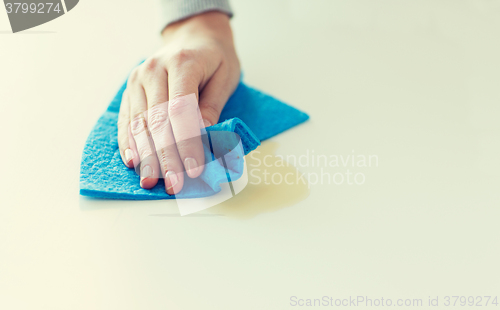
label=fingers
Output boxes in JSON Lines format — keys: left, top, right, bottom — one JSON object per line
{"left": 166, "top": 59, "right": 206, "bottom": 179}
{"left": 117, "top": 90, "right": 137, "bottom": 168}
{"left": 141, "top": 64, "right": 184, "bottom": 195}
{"left": 120, "top": 48, "right": 232, "bottom": 194}
{"left": 198, "top": 63, "right": 238, "bottom": 127}
{"left": 128, "top": 72, "right": 160, "bottom": 189}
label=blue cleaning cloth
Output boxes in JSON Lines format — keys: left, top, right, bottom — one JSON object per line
{"left": 80, "top": 79, "right": 309, "bottom": 199}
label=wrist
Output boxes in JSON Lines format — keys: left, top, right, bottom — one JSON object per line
{"left": 161, "top": 11, "right": 232, "bottom": 42}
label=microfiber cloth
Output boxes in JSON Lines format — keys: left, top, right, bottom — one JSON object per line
{"left": 80, "top": 78, "right": 309, "bottom": 200}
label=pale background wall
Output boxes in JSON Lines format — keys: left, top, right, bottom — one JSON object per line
{"left": 1, "top": 1, "right": 500, "bottom": 309}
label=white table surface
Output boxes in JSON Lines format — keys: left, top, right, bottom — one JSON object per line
{"left": 1, "top": 1, "right": 500, "bottom": 309}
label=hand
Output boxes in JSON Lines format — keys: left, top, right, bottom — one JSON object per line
{"left": 117, "top": 11, "right": 240, "bottom": 195}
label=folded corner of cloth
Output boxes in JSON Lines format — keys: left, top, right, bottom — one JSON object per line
{"left": 80, "top": 79, "right": 309, "bottom": 200}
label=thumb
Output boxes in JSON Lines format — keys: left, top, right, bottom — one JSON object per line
{"left": 198, "top": 67, "right": 238, "bottom": 127}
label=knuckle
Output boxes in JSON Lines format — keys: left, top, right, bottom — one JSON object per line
{"left": 168, "top": 94, "right": 197, "bottom": 116}
{"left": 157, "top": 149, "right": 168, "bottom": 168}
{"left": 130, "top": 116, "right": 147, "bottom": 135}
{"left": 170, "top": 49, "right": 196, "bottom": 66}
{"left": 117, "top": 115, "right": 129, "bottom": 129}
{"left": 137, "top": 145, "right": 153, "bottom": 159}
{"left": 148, "top": 109, "right": 169, "bottom": 132}
{"left": 157, "top": 149, "right": 174, "bottom": 170}
{"left": 142, "top": 57, "right": 160, "bottom": 74}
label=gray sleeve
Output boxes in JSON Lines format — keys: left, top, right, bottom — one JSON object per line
{"left": 159, "top": 0, "right": 233, "bottom": 32}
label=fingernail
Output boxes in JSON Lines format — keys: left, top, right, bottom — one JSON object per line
{"left": 141, "top": 165, "right": 153, "bottom": 179}
{"left": 124, "top": 148, "right": 133, "bottom": 164}
{"left": 203, "top": 119, "right": 212, "bottom": 127}
{"left": 184, "top": 157, "right": 199, "bottom": 178}
{"left": 165, "top": 171, "right": 179, "bottom": 190}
